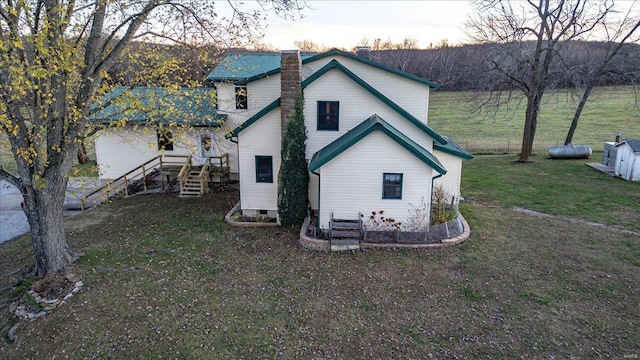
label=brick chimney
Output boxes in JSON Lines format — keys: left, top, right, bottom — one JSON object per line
{"left": 356, "top": 46, "right": 371, "bottom": 59}
{"left": 280, "top": 50, "right": 302, "bottom": 139}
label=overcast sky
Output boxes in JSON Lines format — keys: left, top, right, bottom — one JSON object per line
{"left": 260, "top": 1, "right": 473, "bottom": 50}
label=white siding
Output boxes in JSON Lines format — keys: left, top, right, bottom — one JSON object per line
{"left": 303, "top": 69, "right": 435, "bottom": 161}
{"left": 214, "top": 75, "right": 280, "bottom": 127}
{"left": 318, "top": 132, "right": 433, "bottom": 230}
{"left": 237, "top": 110, "right": 281, "bottom": 212}
{"left": 432, "top": 150, "right": 463, "bottom": 202}
{"left": 304, "top": 55, "right": 430, "bottom": 122}
{"left": 96, "top": 127, "right": 190, "bottom": 179}
{"left": 95, "top": 127, "right": 234, "bottom": 179}
{"left": 249, "top": 75, "right": 282, "bottom": 112}
{"left": 215, "top": 76, "right": 281, "bottom": 177}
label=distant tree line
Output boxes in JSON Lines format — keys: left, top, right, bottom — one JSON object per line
{"left": 107, "top": 39, "right": 640, "bottom": 94}
{"left": 370, "top": 41, "right": 640, "bottom": 91}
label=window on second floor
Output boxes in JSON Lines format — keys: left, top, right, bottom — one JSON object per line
{"left": 235, "top": 86, "right": 248, "bottom": 109}
{"left": 157, "top": 129, "right": 174, "bottom": 151}
{"left": 317, "top": 101, "right": 339, "bottom": 131}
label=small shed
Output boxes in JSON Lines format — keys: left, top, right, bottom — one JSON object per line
{"left": 614, "top": 139, "right": 640, "bottom": 181}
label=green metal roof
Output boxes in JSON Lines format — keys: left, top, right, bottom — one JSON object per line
{"left": 226, "top": 60, "right": 448, "bottom": 144}
{"left": 309, "top": 115, "right": 446, "bottom": 175}
{"left": 206, "top": 49, "right": 441, "bottom": 89}
{"left": 205, "top": 53, "right": 316, "bottom": 84}
{"left": 89, "top": 87, "right": 225, "bottom": 127}
{"left": 434, "top": 136, "right": 473, "bottom": 160}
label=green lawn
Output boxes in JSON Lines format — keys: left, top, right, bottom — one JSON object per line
{"left": 462, "top": 154, "right": 640, "bottom": 229}
{"left": 1, "top": 156, "right": 638, "bottom": 359}
{"left": 429, "top": 86, "right": 640, "bottom": 152}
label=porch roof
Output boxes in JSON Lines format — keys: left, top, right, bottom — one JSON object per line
{"left": 89, "top": 87, "right": 226, "bottom": 127}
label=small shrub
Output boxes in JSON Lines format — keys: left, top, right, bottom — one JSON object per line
{"left": 431, "top": 184, "right": 457, "bottom": 225}
{"left": 231, "top": 213, "right": 243, "bottom": 221}
{"left": 256, "top": 214, "right": 271, "bottom": 223}
{"left": 405, "top": 197, "right": 429, "bottom": 231}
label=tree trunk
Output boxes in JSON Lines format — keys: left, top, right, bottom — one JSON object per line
{"left": 77, "top": 142, "right": 89, "bottom": 164}
{"left": 564, "top": 86, "right": 593, "bottom": 145}
{"left": 21, "top": 167, "right": 74, "bottom": 276}
{"left": 519, "top": 93, "right": 541, "bottom": 162}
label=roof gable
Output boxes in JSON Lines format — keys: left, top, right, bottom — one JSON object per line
{"left": 226, "top": 59, "right": 447, "bottom": 144}
{"left": 309, "top": 115, "right": 446, "bottom": 175}
{"left": 303, "top": 49, "right": 441, "bottom": 89}
{"left": 615, "top": 139, "right": 640, "bottom": 152}
{"left": 90, "top": 87, "right": 225, "bottom": 127}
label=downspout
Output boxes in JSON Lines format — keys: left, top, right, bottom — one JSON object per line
{"left": 430, "top": 172, "right": 444, "bottom": 225}
{"left": 310, "top": 168, "right": 321, "bottom": 235}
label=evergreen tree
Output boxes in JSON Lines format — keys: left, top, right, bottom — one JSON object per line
{"left": 278, "top": 92, "right": 309, "bottom": 226}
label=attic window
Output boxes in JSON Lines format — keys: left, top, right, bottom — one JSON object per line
{"left": 317, "top": 101, "right": 339, "bottom": 131}
{"left": 382, "top": 173, "right": 403, "bottom": 199}
{"left": 235, "top": 86, "right": 247, "bottom": 109}
{"left": 157, "top": 129, "right": 174, "bottom": 151}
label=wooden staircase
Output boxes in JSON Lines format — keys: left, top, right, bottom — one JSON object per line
{"left": 180, "top": 168, "right": 207, "bottom": 196}
{"left": 329, "top": 213, "right": 363, "bottom": 251}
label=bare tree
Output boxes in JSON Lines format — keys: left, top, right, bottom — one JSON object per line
{"left": 564, "top": 5, "right": 640, "bottom": 145}
{"left": 0, "top": 0, "right": 303, "bottom": 277}
{"left": 467, "top": 0, "right": 616, "bottom": 162}
{"left": 293, "top": 39, "right": 331, "bottom": 52}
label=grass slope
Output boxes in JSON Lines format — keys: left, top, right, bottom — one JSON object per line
{"left": 1, "top": 156, "right": 638, "bottom": 358}
{"left": 429, "top": 86, "right": 640, "bottom": 152}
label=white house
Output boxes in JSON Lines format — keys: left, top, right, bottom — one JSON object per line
{"left": 216, "top": 49, "right": 472, "bottom": 230}
{"left": 614, "top": 139, "right": 640, "bottom": 181}
{"left": 91, "top": 87, "right": 228, "bottom": 179}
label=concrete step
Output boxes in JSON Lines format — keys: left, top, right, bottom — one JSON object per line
{"left": 330, "top": 238, "right": 360, "bottom": 251}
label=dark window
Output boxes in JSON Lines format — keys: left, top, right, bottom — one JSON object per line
{"left": 157, "top": 129, "right": 174, "bottom": 151}
{"left": 317, "top": 101, "right": 339, "bottom": 130}
{"left": 235, "top": 86, "right": 247, "bottom": 109}
{"left": 255, "top": 156, "right": 273, "bottom": 183}
{"left": 383, "top": 173, "right": 403, "bottom": 199}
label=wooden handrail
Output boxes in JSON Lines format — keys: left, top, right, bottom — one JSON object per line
{"left": 198, "top": 157, "right": 211, "bottom": 195}
{"left": 80, "top": 154, "right": 191, "bottom": 211}
{"left": 80, "top": 153, "right": 227, "bottom": 209}
{"left": 178, "top": 156, "right": 192, "bottom": 194}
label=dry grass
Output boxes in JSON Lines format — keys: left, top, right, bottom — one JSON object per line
{"left": 1, "top": 183, "right": 638, "bottom": 358}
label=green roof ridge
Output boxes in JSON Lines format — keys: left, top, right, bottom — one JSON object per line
{"left": 434, "top": 136, "right": 473, "bottom": 160}
{"left": 206, "top": 49, "right": 441, "bottom": 89}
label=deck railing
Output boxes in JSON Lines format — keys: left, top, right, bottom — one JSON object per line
{"left": 80, "top": 153, "right": 230, "bottom": 210}
{"left": 80, "top": 154, "right": 191, "bottom": 211}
